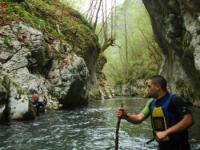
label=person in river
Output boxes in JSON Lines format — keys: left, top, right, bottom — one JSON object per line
{"left": 32, "top": 93, "right": 46, "bottom": 115}
{"left": 117, "top": 75, "right": 193, "bottom": 150}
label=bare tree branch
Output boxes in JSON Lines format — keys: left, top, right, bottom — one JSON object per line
{"left": 93, "top": 0, "right": 103, "bottom": 30}
{"left": 86, "top": 0, "right": 94, "bottom": 19}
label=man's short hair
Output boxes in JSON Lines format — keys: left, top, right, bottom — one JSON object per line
{"left": 149, "top": 75, "right": 167, "bottom": 91}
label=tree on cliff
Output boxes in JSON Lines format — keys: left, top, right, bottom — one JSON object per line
{"left": 86, "top": 0, "right": 117, "bottom": 52}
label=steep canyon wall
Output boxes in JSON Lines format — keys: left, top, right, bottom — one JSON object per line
{"left": 143, "top": 0, "right": 200, "bottom": 106}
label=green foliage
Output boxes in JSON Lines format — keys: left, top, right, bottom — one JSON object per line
{"left": 96, "top": 53, "right": 107, "bottom": 74}
{"left": 3, "top": 36, "right": 12, "bottom": 47}
{"left": 103, "top": 0, "right": 162, "bottom": 87}
{"left": 12, "top": 81, "right": 24, "bottom": 98}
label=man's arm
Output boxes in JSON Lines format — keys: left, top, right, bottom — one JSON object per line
{"left": 157, "top": 95, "right": 193, "bottom": 140}
{"left": 156, "top": 113, "right": 193, "bottom": 140}
{"left": 116, "top": 107, "right": 146, "bottom": 124}
{"left": 124, "top": 113, "right": 146, "bottom": 124}
{"left": 116, "top": 98, "right": 153, "bottom": 124}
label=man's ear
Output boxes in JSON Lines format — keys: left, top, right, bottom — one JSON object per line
{"left": 155, "top": 84, "right": 161, "bottom": 90}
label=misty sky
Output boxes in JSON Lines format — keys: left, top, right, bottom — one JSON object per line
{"left": 64, "top": 0, "right": 125, "bottom": 17}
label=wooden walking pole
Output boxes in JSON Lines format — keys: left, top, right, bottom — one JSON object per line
{"left": 115, "top": 103, "right": 123, "bottom": 150}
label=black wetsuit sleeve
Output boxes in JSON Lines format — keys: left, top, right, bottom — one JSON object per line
{"left": 170, "top": 95, "right": 191, "bottom": 117}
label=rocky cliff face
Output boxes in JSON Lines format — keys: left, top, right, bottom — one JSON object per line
{"left": 0, "top": 1, "right": 100, "bottom": 121}
{"left": 143, "top": 0, "right": 200, "bottom": 106}
{"left": 0, "top": 22, "right": 89, "bottom": 121}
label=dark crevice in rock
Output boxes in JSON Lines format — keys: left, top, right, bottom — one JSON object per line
{"left": 60, "top": 79, "right": 88, "bottom": 108}
{"left": 0, "top": 76, "right": 11, "bottom": 123}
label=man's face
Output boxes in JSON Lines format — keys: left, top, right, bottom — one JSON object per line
{"left": 32, "top": 94, "right": 39, "bottom": 102}
{"left": 146, "top": 80, "right": 160, "bottom": 98}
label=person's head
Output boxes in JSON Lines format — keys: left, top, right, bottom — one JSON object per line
{"left": 32, "top": 93, "right": 39, "bottom": 102}
{"left": 146, "top": 75, "right": 167, "bottom": 98}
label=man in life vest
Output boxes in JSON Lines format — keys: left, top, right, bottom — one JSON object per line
{"left": 32, "top": 93, "right": 46, "bottom": 115}
{"left": 117, "top": 75, "right": 193, "bottom": 150}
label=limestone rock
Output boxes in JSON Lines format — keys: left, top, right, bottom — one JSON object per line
{"left": 0, "top": 22, "right": 91, "bottom": 121}
{"left": 48, "top": 54, "right": 89, "bottom": 108}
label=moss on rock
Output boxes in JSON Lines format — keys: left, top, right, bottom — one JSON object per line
{"left": 1, "top": 0, "right": 99, "bottom": 59}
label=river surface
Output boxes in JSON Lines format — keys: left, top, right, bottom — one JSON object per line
{"left": 0, "top": 97, "right": 200, "bottom": 150}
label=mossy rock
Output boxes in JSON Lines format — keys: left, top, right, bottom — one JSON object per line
{"left": 2, "top": 0, "right": 99, "bottom": 60}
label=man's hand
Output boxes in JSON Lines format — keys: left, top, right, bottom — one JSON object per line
{"left": 156, "top": 130, "right": 168, "bottom": 140}
{"left": 116, "top": 106, "right": 128, "bottom": 119}
{"left": 156, "top": 114, "right": 193, "bottom": 140}
{"left": 116, "top": 105, "right": 146, "bottom": 123}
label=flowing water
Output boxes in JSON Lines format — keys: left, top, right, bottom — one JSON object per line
{"left": 0, "top": 97, "right": 200, "bottom": 150}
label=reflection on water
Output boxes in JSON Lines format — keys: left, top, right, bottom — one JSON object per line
{"left": 0, "top": 97, "right": 199, "bottom": 150}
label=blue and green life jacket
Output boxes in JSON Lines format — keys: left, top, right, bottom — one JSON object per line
{"left": 150, "top": 93, "right": 180, "bottom": 142}
{"left": 33, "top": 100, "right": 44, "bottom": 109}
